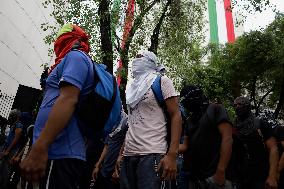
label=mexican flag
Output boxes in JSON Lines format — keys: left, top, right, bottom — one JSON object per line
{"left": 208, "top": 0, "right": 236, "bottom": 43}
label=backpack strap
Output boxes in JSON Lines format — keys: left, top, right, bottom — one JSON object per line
{"left": 74, "top": 49, "right": 100, "bottom": 89}
{"left": 151, "top": 76, "right": 171, "bottom": 147}
{"left": 73, "top": 50, "right": 117, "bottom": 103}
{"left": 151, "top": 75, "right": 166, "bottom": 108}
{"left": 80, "top": 50, "right": 117, "bottom": 107}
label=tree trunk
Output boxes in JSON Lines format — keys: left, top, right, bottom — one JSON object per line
{"left": 98, "top": 0, "right": 113, "bottom": 73}
{"left": 250, "top": 76, "right": 257, "bottom": 109}
{"left": 274, "top": 77, "right": 284, "bottom": 119}
{"left": 232, "top": 79, "right": 241, "bottom": 98}
{"left": 149, "top": 0, "right": 172, "bottom": 54}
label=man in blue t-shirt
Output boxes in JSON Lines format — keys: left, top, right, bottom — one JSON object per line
{"left": 20, "top": 24, "right": 94, "bottom": 189}
{"left": 0, "top": 109, "right": 23, "bottom": 158}
{"left": 0, "top": 109, "right": 23, "bottom": 189}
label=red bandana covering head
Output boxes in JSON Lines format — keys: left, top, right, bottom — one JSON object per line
{"left": 49, "top": 24, "right": 90, "bottom": 74}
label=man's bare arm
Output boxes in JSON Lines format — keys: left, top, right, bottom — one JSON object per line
{"left": 5, "top": 127, "right": 22, "bottom": 154}
{"left": 158, "top": 96, "right": 182, "bottom": 180}
{"left": 34, "top": 85, "right": 80, "bottom": 148}
{"left": 20, "top": 84, "right": 80, "bottom": 181}
{"left": 265, "top": 137, "right": 279, "bottom": 188}
{"left": 178, "top": 136, "right": 189, "bottom": 154}
{"left": 279, "top": 141, "right": 284, "bottom": 172}
{"left": 213, "top": 122, "right": 232, "bottom": 185}
{"left": 166, "top": 96, "right": 182, "bottom": 157}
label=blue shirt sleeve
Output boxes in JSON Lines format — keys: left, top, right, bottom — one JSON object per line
{"left": 59, "top": 51, "right": 90, "bottom": 91}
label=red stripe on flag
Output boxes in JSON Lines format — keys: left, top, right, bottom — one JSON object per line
{"left": 117, "top": 0, "right": 135, "bottom": 85}
{"left": 224, "top": 0, "right": 235, "bottom": 43}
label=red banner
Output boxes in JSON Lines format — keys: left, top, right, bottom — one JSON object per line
{"left": 224, "top": 0, "right": 235, "bottom": 43}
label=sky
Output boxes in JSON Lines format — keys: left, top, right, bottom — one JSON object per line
{"left": 242, "top": 0, "right": 284, "bottom": 32}
{"left": 214, "top": 0, "right": 284, "bottom": 43}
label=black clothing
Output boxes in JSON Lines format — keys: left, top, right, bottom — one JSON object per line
{"left": 184, "top": 104, "right": 232, "bottom": 179}
{"left": 80, "top": 138, "right": 104, "bottom": 189}
{"left": 188, "top": 178, "right": 232, "bottom": 189}
{"left": 274, "top": 126, "right": 284, "bottom": 159}
{"left": 228, "top": 115, "right": 273, "bottom": 186}
{"left": 39, "top": 159, "right": 86, "bottom": 189}
{"left": 274, "top": 126, "right": 284, "bottom": 145}
{"left": 273, "top": 126, "right": 284, "bottom": 189}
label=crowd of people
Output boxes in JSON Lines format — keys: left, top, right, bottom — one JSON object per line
{"left": 0, "top": 24, "right": 283, "bottom": 189}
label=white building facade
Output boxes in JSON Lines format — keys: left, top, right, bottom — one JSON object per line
{"left": 0, "top": 0, "right": 56, "bottom": 118}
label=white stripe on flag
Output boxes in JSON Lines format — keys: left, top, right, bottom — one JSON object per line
{"left": 216, "top": 0, "right": 227, "bottom": 43}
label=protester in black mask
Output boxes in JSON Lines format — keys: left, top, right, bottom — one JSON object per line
{"left": 179, "top": 85, "right": 233, "bottom": 189}
{"left": 229, "top": 96, "right": 279, "bottom": 189}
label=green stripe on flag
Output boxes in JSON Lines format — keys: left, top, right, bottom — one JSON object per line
{"left": 208, "top": 0, "right": 219, "bottom": 43}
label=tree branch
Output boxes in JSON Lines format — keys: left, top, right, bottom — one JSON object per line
{"left": 149, "top": 0, "right": 172, "bottom": 54}
{"left": 121, "top": 0, "right": 159, "bottom": 68}
{"left": 256, "top": 86, "right": 274, "bottom": 116}
{"left": 98, "top": 0, "right": 113, "bottom": 73}
{"left": 274, "top": 77, "right": 284, "bottom": 119}
{"left": 113, "top": 31, "right": 121, "bottom": 52}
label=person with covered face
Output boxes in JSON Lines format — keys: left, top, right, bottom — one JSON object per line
{"left": 0, "top": 109, "right": 23, "bottom": 188}
{"left": 20, "top": 24, "right": 94, "bottom": 189}
{"left": 0, "top": 109, "right": 23, "bottom": 159}
{"left": 230, "top": 97, "right": 279, "bottom": 189}
{"left": 179, "top": 85, "right": 233, "bottom": 189}
{"left": 120, "top": 50, "right": 182, "bottom": 189}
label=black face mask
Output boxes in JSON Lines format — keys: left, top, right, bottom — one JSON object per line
{"left": 235, "top": 105, "right": 250, "bottom": 119}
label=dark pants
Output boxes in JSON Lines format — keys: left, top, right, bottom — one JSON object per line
{"left": 176, "top": 155, "right": 189, "bottom": 189}
{"left": 188, "top": 178, "right": 232, "bottom": 189}
{"left": 278, "top": 169, "right": 284, "bottom": 189}
{"left": 0, "top": 157, "right": 11, "bottom": 189}
{"left": 234, "top": 181, "right": 265, "bottom": 189}
{"left": 7, "top": 164, "right": 21, "bottom": 189}
{"left": 90, "top": 173, "right": 119, "bottom": 189}
{"left": 39, "top": 158, "right": 86, "bottom": 189}
{"left": 120, "top": 154, "right": 168, "bottom": 189}
{"left": 80, "top": 139, "right": 104, "bottom": 189}
{"left": 231, "top": 180, "right": 265, "bottom": 189}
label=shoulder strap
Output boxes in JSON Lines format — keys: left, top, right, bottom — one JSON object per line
{"left": 151, "top": 75, "right": 165, "bottom": 108}
{"left": 72, "top": 50, "right": 117, "bottom": 104}
{"left": 151, "top": 75, "right": 171, "bottom": 148}
{"left": 74, "top": 50, "right": 100, "bottom": 88}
